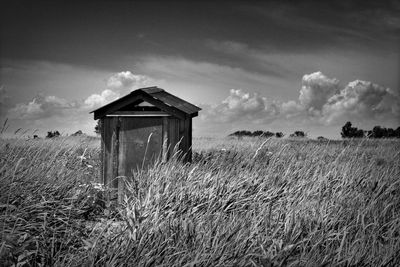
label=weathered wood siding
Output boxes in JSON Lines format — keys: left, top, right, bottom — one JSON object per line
{"left": 118, "top": 117, "right": 163, "bottom": 177}
{"left": 101, "top": 115, "right": 193, "bottom": 201}
{"left": 101, "top": 117, "right": 119, "bottom": 187}
{"left": 167, "top": 117, "right": 180, "bottom": 158}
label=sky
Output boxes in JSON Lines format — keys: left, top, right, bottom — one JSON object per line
{"left": 0, "top": 0, "right": 399, "bottom": 138}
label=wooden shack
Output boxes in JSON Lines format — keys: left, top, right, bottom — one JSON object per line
{"left": 91, "top": 87, "right": 201, "bottom": 198}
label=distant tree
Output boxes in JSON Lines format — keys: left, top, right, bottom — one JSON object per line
{"left": 341, "top": 122, "right": 400, "bottom": 139}
{"left": 261, "top": 131, "right": 275, "bottom": 138}
{"left": 94, "top": 120, "right": 102, "bottom": 135}
{"left": 275, "top": 132, "right": 284, "bottom": 138}
{"left": 317, "top": 136, "right": 327, "bottom": 141}
{"left": 33, "top": 135, "right": 39, "bottom": 139}
{"left": 229, "top": 130, "right": 275, "bottom": 138}
{"left": 46, "top": 131, "right": 60, "bottom": 138}
{"left": 395, "top": 127, "right": 400, "bottom": 138}
{"left": 252, "top": 130, "right": 265, "bottom": 137}
{"left": 341, "top": 121, "right": 364, "bottom": 138}
{"left": 290, "top": 131, "right": 306, "bottom": 138}
{"left": 230, "top": 131, "right": 251, "bottom": 137}
{"left": 387, "top": 128, "right": 395, "bottom": 138}
{"left": 229, "top": 130, "right": 251, "bottom": 137}
{"left": 354, "top": 128, "right": 365, "bottom": 138}
{"left": 372, "top": 126, "right": 385, "bottom": 138}
{"left": 341, "top": 121, "right": 353, "bottom": 138}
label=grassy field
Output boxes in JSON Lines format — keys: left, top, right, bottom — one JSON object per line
{"left": 0, "top": 136, "right": 399, "bottom": 266}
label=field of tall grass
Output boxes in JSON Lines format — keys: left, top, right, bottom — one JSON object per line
{"left": 1, "top": 136, "right": 399, "bottom": 266}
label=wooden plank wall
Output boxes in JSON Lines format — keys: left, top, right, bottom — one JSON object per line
{"left": 100, "top": 118, "right": 104, "bottom": 184}
{"left": 101, "top": 115, "right": 194, "bottom": 201}
{"left": 176, "top": 116, "right": 191, "bottom": 162}
{"left": 187, "top": 118, "right": 192, "bottom": 162}
{"left": 168, "top": 117, "right": 180, "bottom": 159}
{"left": 162, "top": 117, "right": 168, "bottom": 162}
{"left": 101, "top": 117, "right": 119, "bottom": 200}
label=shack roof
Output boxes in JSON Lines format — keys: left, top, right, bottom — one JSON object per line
{"left": 91, "top": 86, "right": 201, "bottom": 120}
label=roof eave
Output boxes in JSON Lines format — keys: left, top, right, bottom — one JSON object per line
{"left": 90, "top": 87, "right": 201, "bottom": 119}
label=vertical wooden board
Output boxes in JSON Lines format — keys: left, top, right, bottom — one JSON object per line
{"left": 102, "top": 117, "right": 117, "bottom": 187}
{"left": 167, "top": 118, "right": 173, "bottom": 158}
{"left": 117, "top": 118, "right": 125, "bottom": 202}
{"left": 162, "top": 117, "right": 168, "bottom": 162}
{"left": 118, "top": 117, "right": 163, "bottom": 176}
{"left": 118, "top": 118, "right": 126, "bottom": 178}
{"left": 175, "top": 118, "right": 180, "bottom": 156}
{"left": 112, "top": 117, "right": 120, "bottom": 190}
{"left": 168, "top": 117, "right": 180, "bottom": 158}
{"left": 187, "top": 118, "right": 192, "bottom": 162}
{"left": 179, "top": 117, "right": 185, "bottom": 155}
{"left": 183, "top": 118, "right": 190, "bottom": 162}
{"left": 167, "top": 117, "right": 173, "bottom": 157}
{"left": 178, "top": 117, "right": 189, "bottom": 161}
{"left": 100, "top": 119, "right": 105, "bottom": 184}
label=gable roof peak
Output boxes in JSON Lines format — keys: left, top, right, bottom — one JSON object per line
{"left": 91, "top": 86, "right": 201, "bottom": 119}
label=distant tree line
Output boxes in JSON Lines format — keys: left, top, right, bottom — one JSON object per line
{"left": 44, "top": 130, "right": 84, "bottom": 138}
{"left": 229, "top": 130, "right": 284, "bottom": 138}
{"left": 341, "top": 122, "right": 400, "bottom": 139}
{"left": 289, "top": 131, "right": 306, "bottom": 138}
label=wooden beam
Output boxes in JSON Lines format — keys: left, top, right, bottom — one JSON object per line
{"left": 107, "top": 114, "right": 171, "bottom": 117}
{"left": 106, "top": 110, "right": 171, "bottom": 117}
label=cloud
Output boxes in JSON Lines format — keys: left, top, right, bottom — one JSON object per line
{"left": 200, "top": 71, "right": 400, "bottom": 130}
{"left": 8, "top": 94, "right": 78, "bottom": 120}
{"left": 288, "top": 72, "right": 399, "bottom": 125}
{"left": 299, "top": 71, "right": 340, "bottom": 112}
{"left": 83, "top": 71, "right": 153, "bottom": 110}
{"left": 106, "top": 71, "right": 152, "bottom": 93}
{"left": 205, "top": 40, "right": 291, "bottom": 78}
{"left": 321, "top": 79, "right": 400, "bottom": 124}
{"left": 83, "top": 89, "right": 120, "bottom": 109}
{"left": 206, "top": 40, "right": 250, "bottom": 54}
{"left": 281, "top": 100, "right": 303, "bottom": 117}
{"left": 3, "top": 66, "right": 399, "bottom": 138}
{"left": 7, "top": 70, "right": 152, "bottom": 122}
{"left": 138, "top": 55, "right": 296, "bottom": 104}
{"left": 200, "top": 89, "right": 279, "bottom": 123}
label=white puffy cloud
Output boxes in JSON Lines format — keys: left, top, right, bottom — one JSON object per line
{"left": 106, "top": 71, "right": 151, "bottom": 92}
{"left": 6, "top": 71, "right": 152, "bottom": 127}
{"left": 200, "top": 71, "right": 399, "bottom": 130}
{"left": 82, "top": 71, "right": 153, "bottom": 110}
{"left": 281, "top": 100, "right": 303, "bottom": 117}
{"left": 283, "top": 72, "right": 399, "bottom": 125}
{"left": 299, "top": 71, "right": 340, "bottom": 112}
{"left": 321, "top": 80, "right": 400, "bottom": 124}
{"left": 200, "top": 89, "right": 279, "bottom": 123}
{"left": 83, "top": 89, "right": 120, "bottom": 109}
{"left": 8, "top": 94, "right": 78, "bottom": 120}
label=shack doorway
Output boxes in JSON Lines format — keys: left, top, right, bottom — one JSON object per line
{"left": 118, "top": 117, "right": 163, "bottom": 177}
